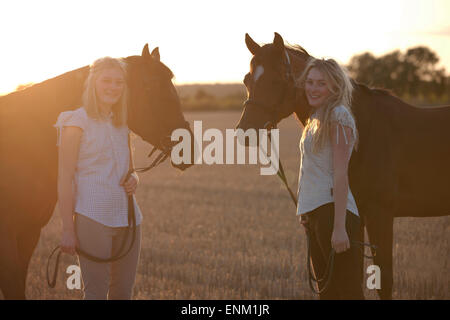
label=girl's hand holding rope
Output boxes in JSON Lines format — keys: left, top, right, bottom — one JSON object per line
{"left": 120, "top": 172, "right": 139, "bottom": 195}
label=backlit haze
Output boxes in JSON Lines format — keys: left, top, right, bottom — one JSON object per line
{"left": 1, "top": 0, "right": 449, "bottom": 95}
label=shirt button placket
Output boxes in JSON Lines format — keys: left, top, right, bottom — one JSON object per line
{"left": 108, "top": 122, "right": 122, "bottom": 182}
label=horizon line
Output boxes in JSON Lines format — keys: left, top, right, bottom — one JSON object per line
{"left": 0, "top": 80, "right": 246, "bottom": 97}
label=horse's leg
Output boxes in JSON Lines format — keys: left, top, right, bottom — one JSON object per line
{"left": 16, "top": 223, "right": 42, "bottom": 297}
{"left": 364, "top": 211, "right": 394, "bottom": 300}
{"left": 0, "top": 221, "right": 27, "bottom": 300}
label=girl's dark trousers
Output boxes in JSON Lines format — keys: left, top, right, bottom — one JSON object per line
{"left": 302, "top": 202, "right": 365, "bottom": 300}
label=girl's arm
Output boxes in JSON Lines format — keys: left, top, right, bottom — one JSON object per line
{"left": 331, "top": 123, "right": 354, "bottom": 253}
{"left": 120, "top": 132, "right": 139, "bottom": 194}
{"left": 129, "top": 132, "right": 139, "bottom": 183}
{"left": 57, "top": 126, "right": 82, "bottom": 255}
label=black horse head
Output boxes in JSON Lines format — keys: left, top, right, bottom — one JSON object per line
{"left": 125, "top": 44, "right": 193, "bottom": 170}
{"left": 236, "top": 32, "right": 311, "bottom": 132}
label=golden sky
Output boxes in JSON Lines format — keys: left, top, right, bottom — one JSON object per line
{"left": 1, "top": 0, "right": 449, "bottom": 94}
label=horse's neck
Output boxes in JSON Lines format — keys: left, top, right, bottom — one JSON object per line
{"left": 292, "top": 92, "right": 310, "bottom": 128}
{"left": 287, "top": 47, "right": 309, "bottom": 78}
{"left": 287, "top": 50, "right": 310, "bottom": 127}
{"left": 352, "top": 84, "right": 417, "bottom": 132}
{"left": 0, "top": 65, "right": 90, "bottom": 120}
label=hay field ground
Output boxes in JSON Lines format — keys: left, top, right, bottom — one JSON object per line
{"left": 25, "top": 111, "right": 449, "bottom": 300}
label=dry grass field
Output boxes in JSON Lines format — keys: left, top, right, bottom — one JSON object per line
{"left": 24, "top": 111, "right": 449, "bottom": 300}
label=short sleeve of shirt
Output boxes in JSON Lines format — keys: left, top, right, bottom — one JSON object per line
{"left": 330, "top": 105, "right": 357, "bottom": 145}
{"left": 53, "top": 107, "right": 87, "bottom": 147}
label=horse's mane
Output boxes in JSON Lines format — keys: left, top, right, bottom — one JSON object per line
{"left": 350, "top": 79, "right": 424, "bottom": 131}
{"left": 353, "top": 81, "right": 395, "bottom": 98}
{"left": 353, "top": 80, "right": 418, "bottom": 111}
{"left": 284, "top": 43, "right": 309, "bottom": 57}
{"left": 160, "top": 61, "right": 175, "bottom": 80}
{"left": 125, "top": 55, "right": 175, "bottom": 80}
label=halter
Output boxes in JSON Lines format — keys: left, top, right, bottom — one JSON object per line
{"left": 243, "top": 50, "right": 295, "bottom": 130}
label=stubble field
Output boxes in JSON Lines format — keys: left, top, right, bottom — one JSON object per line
{"left": 25, "top": 111, "right": 449, "bottom": 300}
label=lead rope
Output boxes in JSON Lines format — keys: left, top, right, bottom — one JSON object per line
{"left": 46, "top": 145, "right": 170, "bottom": 288}
{"left": 263, "top": 124, "right": 376, "bottom": 295}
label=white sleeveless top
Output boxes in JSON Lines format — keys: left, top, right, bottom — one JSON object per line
{"left": 54, "top": 106, "right": 143, "bottom": 227}
{"left": 296, "top": 105, "right": 359, "bottom": 216}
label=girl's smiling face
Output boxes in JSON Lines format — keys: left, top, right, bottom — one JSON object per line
{"left": 95, "top": 67, "right": 125, "bottom": 108}
{"left": 304, "top": 67, "right": 332, "bottom": 108}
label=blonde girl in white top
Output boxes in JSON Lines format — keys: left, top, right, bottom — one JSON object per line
{"left": 296, "top": 58, "right": 364, "bottom": 299}
{"left": 55, "top": 57, "right": 141, "bottom": 299}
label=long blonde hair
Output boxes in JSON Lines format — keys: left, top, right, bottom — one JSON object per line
{"left": 297, "top": 58, "right": 358, "bottom": 153}
{"left": 82, "top": 57, "right": 128, "bottom": 127}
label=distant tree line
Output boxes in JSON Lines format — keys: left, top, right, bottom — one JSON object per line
{"left": 347, "top": 46, "right": 449, "bottom": 102}
{"left": 178, "top": 85, "right": 247, "bottom": 111}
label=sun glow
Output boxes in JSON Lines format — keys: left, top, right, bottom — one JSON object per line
{"left": 1, "top": 0, "right": 449, "bottom": 95}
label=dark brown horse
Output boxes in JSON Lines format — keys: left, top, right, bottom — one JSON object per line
{"left": 236, "top": 33, "right": 450, "bottom": 299}
{"left": 0, "top": 44, "right": 193, "bottom": 299}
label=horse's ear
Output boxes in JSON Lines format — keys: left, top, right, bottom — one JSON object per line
{"left": 142, "top": 44, "right": 151, "bottom": 58}
{"left": 151, "top": 47, "right": 160, "bottom": 61}
{"left": 245, "top": 33, "right": 260, "bottom": 55}
{"left": 273, "top": 32, "right": 285, "bottom": 54}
